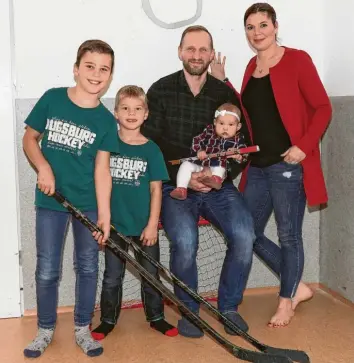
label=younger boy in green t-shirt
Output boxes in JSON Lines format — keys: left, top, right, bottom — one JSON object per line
{"left": 91, "top": 86, "right": 178, "bottom": 340}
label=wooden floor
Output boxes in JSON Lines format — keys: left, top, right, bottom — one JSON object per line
{"left": 3, "top": 287, "right": 354, "bottom": 363}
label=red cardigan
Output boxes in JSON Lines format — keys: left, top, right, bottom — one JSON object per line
{"left": 228, "top": 47, "right": 332, "bottom": 206}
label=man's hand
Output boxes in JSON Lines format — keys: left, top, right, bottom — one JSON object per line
{"left": 197, "top": 150, "right": 208, "bottom": 160}
{"left": 93, "top": 213, "right": 110, "bottom": 245}
{"left": 140, "top": 224, "right": 158, "bottom": 246}
{"left": 210, "top": 52, "right": 226, "bottom": 81}
{"left": 37, "top": 164, "right": 55, "bottom": 196}
{"left": 188, "top": 169, "right": 212, "bottom": 193}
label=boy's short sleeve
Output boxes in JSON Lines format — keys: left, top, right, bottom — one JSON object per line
{"left": 148, "top": 143, "right": 169, "bottom": 182}
{"left": 98, "top": 117, "right": 120, "bottom": 153}
{"left": 24, "top": 89, "right": 52, "bottom": 133}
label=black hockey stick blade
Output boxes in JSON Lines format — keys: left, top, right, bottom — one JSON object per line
{"left": 106, "top": 237, "right": 293, "bottom": 363}
{"left": 236, "top": 349, "right": 293, "bottom": 363}
{"left": 263, "top": 348, "right": 310, "bottom": 363}
{"left": 52, "top": 191, "right": 294, "bottom": 363}
{"left": 108, "top": 226, "right": 310, "bottom": 363}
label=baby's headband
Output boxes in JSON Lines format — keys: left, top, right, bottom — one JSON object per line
{"left": 215, "top": 110, "right": 240, "bottom": 121}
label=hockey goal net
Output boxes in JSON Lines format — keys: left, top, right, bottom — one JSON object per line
{"left": 96, "top": 218, "right": 226, "bottom": 308}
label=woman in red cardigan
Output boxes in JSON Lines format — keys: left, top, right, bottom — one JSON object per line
{"left": 211, "top": 3, "right": 332, "bottom": 328}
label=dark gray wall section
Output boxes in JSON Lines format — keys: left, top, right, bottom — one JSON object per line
{"left": 16, "top": 98, "right": 320, "bottom": 310}
{"left": 320, "top": 96, "right": 354, "bottom": 302}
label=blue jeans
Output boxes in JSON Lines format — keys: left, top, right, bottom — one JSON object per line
{"left": 35, "top": 207, "right": 99, "bottom": 329}
{"left": 161, "top": 182, "right": 255, "bottom": 314}
{"left": 100, "top": 234, "right": 164, "bottom": 324}
{"left": 243, "top": 162, "right": 306, "bottom": 298}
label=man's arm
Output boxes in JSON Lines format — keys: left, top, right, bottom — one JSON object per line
{"left": 223, "top": 88, "right": 251, "bottom": 179}
{"left": 226, "top": 87, "right": 251, "bottom": 146}
{"left": 144, "top": 81, "right": 164, "bottom": 144}
{"left": 209, "top": 53, "right": 251, "bottom": 146}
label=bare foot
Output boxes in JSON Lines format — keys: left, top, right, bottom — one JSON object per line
{"left": 268, "top": 297, "right": 294, "bottom": 328}
{"left": 292, "top": 282, "right": 314, "bottom": 310}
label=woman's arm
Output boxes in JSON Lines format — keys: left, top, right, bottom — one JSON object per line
{"left": 295, "top": 51, "right": 332, "bottom": 155}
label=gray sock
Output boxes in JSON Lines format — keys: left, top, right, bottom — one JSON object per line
{"left": 23, "top": 327, "right": 54, "bottom": 358}
{"left": 75, "top": 325, "right": 103, "bottom": 357}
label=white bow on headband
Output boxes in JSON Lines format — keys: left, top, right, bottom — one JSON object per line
{"left": 215, "top": 110, "right": 240, "bottom": 121}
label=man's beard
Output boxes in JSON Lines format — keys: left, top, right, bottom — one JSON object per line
{"left": 183, "top": 59, "right": 211, "bottom": 76}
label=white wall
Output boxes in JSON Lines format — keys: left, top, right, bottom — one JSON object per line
{"left": 13, "top": 0, "right": 325, "bottom": 99}
{"left": 323, "top": 0, "right": 354, "bottom": 96}
{"left": 2, "top": 0, "right": 328, "bottom": 315}
{"left": 0, "top": 0, "right": 22, "bottom": 318}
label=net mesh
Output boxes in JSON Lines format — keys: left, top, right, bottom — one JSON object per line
{"left": 96, "top": 219, "right": 226, "bottom": 308}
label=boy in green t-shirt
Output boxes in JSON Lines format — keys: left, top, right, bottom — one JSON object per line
{"left": 91, "top": 86, "right": 178, "bottom": 340}
{"left": 22, "top": 40, "right": 119, "bottom": 358}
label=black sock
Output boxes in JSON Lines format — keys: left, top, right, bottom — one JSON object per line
{"left": 150, "top": 319, "right": 178, "bottom": 337}
{"left": 91, "top": 322, "right": 115, "bottom": 340}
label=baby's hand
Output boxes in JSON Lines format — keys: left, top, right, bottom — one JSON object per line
{"left": 197, "top": 150, "right": 208, "bottom": 160}
{"left": 227, "top": 148, "right": 243, "bottom": 163}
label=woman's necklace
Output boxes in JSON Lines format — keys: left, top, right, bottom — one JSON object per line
{"left": 256, "top": 49, "right": 280, "bottom": 74}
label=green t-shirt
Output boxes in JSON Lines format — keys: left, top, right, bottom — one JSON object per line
{"left": 25, "top": 87, "right": 119, "bottom": 212}
{"left": 110, "top": 136, "right": 169, "bottom": 236}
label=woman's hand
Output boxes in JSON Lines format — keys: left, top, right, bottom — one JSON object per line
{"left": 281, "top": 146, "right": 306, "bottom": 164}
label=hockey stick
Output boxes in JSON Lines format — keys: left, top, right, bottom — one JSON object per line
{"left": 168, "top": 145, "right": 260, "bottom": 165}
{"left": 109, "top": 224, "right": 310, "bottom": 363}
{"left": 53, "top": 191, "right": 292, "bottom": 363}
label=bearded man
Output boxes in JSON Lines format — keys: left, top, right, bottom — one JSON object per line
{"left": 143, "top": 25, "right": 255, "bottom": 338}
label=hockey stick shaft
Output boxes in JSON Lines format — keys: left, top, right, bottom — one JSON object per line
{"left": 52, "top": 191, "right": 291, "bottom": 363}
{"left": 109, "top": 225, "right": 309, "bottom": 363}
{"left": 169, "top": 145, "right": 260, "bottom": 165}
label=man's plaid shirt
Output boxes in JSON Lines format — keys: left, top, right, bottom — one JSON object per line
{"left": 143, "top": 70, "right": 250, "bottom": 185}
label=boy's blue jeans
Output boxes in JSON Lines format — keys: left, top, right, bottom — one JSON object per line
{"left": 161, "top": 182, "right": 255, "bottom": 314}
{"left": 35, "top": 207, "right": 99, "bottom": 329}
{"left": 99, "top": 234, "right": 164, "bottom": 324}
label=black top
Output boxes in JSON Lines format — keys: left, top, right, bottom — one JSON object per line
{"left": 242, "top": 75, "right": 292, "bottom": 167}
{"left": 143, "top": 70, "right": 250, "bottom": 185}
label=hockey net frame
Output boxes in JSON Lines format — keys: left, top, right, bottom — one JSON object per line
{"left": 96, "top": 217, "right": 227, "bottom": 309}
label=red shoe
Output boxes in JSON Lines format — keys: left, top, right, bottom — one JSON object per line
{"left": 199, "top": 175, "right": 223, "bottom": 190}
{"left": 170, "top": 187, "right": 187, "bottom": 200}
